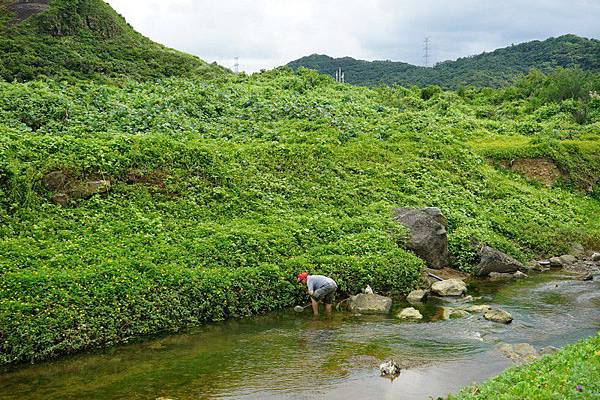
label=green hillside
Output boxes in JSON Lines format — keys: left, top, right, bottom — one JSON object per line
{"left": 0, "top": 0, "right": 599, "bottom": 368}
{"left": 287, "top": 35, "right": 600, "bottom": 88}
{"left": 0, "top": 0, "right": 226, "bottom": 82}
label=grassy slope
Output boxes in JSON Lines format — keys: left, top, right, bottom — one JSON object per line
{"left": 1, "top": 69, "right": 599, "bottom": 365}
{"left": 449, "top": 334, "right": 600, "bottom": 400}
{"left": 0, "top": 0, "right": 226, "bottom": 82}
{"left": 288, "top": 35, "right": 600, "bottom": 88}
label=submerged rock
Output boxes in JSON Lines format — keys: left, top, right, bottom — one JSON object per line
{"left": 397, "top": 307, "right": 423, "bottom": 320}
{"left": 497, "top": 342, "right": 538, "bottom": 364}
{"left": 484, "top": 309, "right": 513, "bottom": 324}
{"left": 348, "top": 293, "right": 392, "bottom": 314}
{"left": 379, "top": 360, "right": 401, "bottom": 377}
{"left": 441, "top": 307, "right": 469, "bottom": 320}
{"left": 489, "top": 272, "right": 514, "bottom": 281}
{"left": 474, "top": 246, "right": 525, "bottom": 277}
{"left": 406, "top": 289, "right": 428, "bottom": 303}
{"left": 394, "top": 207, "right": 448, "bottom": 269}
{"left": 464, "top": 304, "right": 492, "bottom": 313}
{"left": 431, "top": 278, "right": 467, "bottom": 296}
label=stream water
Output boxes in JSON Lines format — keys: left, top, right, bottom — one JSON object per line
{"left": 1, "top": 270, "right": 599, "bottom": 400}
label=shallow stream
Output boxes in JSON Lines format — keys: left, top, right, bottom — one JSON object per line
{"left": 1, "top": 271, "right": 599, "bottom": 400}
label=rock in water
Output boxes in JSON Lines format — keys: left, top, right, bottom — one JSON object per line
{"left": 431, "top": 279, "right": 467, "bottom": 296}
{"left": 348, "top": 293, "right": 392, "bottom": 314}
{"left": 577, "top": 272, "right": 594, "bottom": 281}
{"left": 559, "top": 254, "right": 577, "bottom": 265}
{"left": 406, "top": 289, "right": 428, "bottom": 303}
{"left": 484, "top": 309, "right": 513, "bottom": 324}
{"left": 379, "top": 360, "right": 401, "bottom": 377}
{"left": 440, "top": 307, "right": 469, "bottom": 320}
{"left": 489, "top": 272, "right": 514, "bottom": 281}
{"left": 474, "top": 246, "right": 525, "bottom": 277}
{"left": 549, "top": 257, "right": 563, "bottom": 268}
{"left": 394, "top": 207, "right": 448, "bottom": 269}
{"left": 591, "top": 253, "right": 600, "bottom": 262}
{"left": 397, "top": 307, "right": 423, "bottom": 320}
{"left": 497, "top": 342, "right": 539, "bottom": 364}
{"left": 465, "top": 304, "right": 492, "bottom": 313}
{"left": 513, "top": 271, "right": 528, "bottom": 279}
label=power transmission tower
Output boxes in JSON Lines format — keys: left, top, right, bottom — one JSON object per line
{"left": 234, "top": 57, "right": 239, "bottom": 74}
{"left": 423, "top": 37, "right": 431, "bottom": 67}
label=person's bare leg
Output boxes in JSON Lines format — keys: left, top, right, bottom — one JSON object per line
{"left": 324, "top": 303, "right": 332, "bottom": 314}
{"left": 311, "top": 298, "right": 319, "bottom": 316}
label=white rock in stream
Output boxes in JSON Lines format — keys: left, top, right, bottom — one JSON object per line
{"left": 348, "top": 293, "right": 392, "bottom": 314}
{"left": 406, "top": 289, "right": 428, "bottom": 303}
{"left": 431, "top": 278, "right": 467, "bottom": 296}
{"left": 397, "top": 307, "right": 423, "bottom": 320}
{"left": 379, "top": 360, "right": 401, "bottom": 377}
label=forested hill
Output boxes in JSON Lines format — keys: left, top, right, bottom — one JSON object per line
{"left": 0, "top": 0, "right": 227, "bottom": 82}
{"left": 287, "top": 35, "right": 600, "bottom": 88}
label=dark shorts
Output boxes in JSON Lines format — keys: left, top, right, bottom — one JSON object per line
{"left": 312, "top": 284, "right": 337, "bottom": 304}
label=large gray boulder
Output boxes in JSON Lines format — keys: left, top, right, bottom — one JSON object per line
{"left": 394, "top": 207, "right": 448, "bottom": 269}
{"left": 348, "top": 293, "right": 392, "bottom": 314}
{"left": 430, "top": 279, "right": 467, "bottom": 296}
{"left": 474, "top": 246, "right": 525, "bottom": 277}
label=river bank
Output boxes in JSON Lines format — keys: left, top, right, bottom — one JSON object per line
{"left": 1, "top": 269, "right": 598, "bottom": 400}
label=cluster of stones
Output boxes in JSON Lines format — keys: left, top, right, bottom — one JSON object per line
{"left": 530, "top": 244, "right": 599, "bottom": 281}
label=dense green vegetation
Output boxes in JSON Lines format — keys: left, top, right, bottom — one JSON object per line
{"left": 449, "top": 334, "right": 600, "bottom": 400}
{"left": 1, "top": 67, "right": 599, "bottom": 366}
{"left": 288, "top": 35, "right": 600, "bottom": 88}
{"left": 0, "top": 0, "right": 226, "bottom": 82}
{"left": 0, "top": 0, "right": 599, "bottom": 369}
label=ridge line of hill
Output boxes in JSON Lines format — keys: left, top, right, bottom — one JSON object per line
{"left": 287, "top": 34, "right": 600, "bottom": 88}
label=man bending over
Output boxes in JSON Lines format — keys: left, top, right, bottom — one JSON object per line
{"left": 297, "top": 272, "right": 337, "bottom": 316}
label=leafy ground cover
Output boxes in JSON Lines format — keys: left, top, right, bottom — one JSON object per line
{"left": 449, "top": 334, "right": 600, "bottom": 400}
{"left": 1, "top": 67, "right": 599, "bottom": 365}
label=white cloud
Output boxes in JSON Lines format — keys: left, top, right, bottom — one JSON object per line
{"left": 106, "top": 0, "right": 600, "bottom": 73}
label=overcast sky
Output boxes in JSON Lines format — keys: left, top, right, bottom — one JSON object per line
{"left": 106, "top": 0, "right": 600, "bottom": 73}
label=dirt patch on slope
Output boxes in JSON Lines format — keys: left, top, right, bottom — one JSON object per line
{"left": 499, "top": 158, "right": 563, "bottom": 187}
{"left": 6, "top": 0, "right": 49, "bottom": 22}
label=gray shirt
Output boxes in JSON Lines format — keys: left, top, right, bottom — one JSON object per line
{"left": 307, "top": 275, "right": 337, "bottom": 294}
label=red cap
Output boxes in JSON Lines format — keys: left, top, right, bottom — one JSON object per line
{"left": 297, "top": 272, "right": 308, "bottom": 282}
